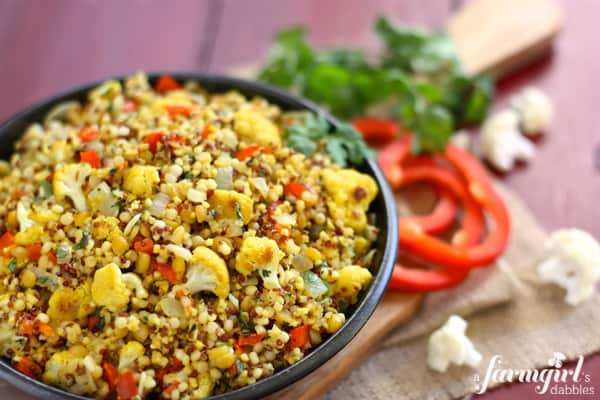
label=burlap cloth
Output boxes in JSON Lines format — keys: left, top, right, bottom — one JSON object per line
{"left": 326, "top": 183, "right": 600, "bottom": 400}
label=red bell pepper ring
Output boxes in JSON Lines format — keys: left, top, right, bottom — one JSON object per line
{"left": 399, "top": 144, "right": 510, "bottom": 269}
{"left": 377, "top": 135, "right": 411, "bottom": 187}
{"left": 402, "top": 185, "right": 457, "bottom": 235}
{"left": 352, "top": 117, "right": 399, "bottom": 144}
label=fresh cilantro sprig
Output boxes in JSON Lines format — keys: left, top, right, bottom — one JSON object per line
{"left": 259, "top": 16, "right": 493, "bottom": 154}
{"left": 285, "top": 113, "right": 374, "bottom": 166}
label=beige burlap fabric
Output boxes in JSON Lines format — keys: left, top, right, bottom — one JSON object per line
{"left": 327, "top": 184, "right": 600, "bottom": 400}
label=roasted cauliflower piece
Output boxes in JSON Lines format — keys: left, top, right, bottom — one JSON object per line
{"left": 123, "top": 165, "right": 160, "bottom": 197}
{"left": 42, "top": 346, "right": 100, "bottom": 395}
{"left": 91, "top": 216, "right": 121, "bottom": 240}
{"left": 53, "top": 163, "right": 92, "bottom": 212}
{"left": 235, "top": 237, "right": 284, "bottom": 289}
{"left": 233, "top": 109, "right": 281, "bottom": 148}
{"left": 119, "top": 341, "right": 145, "bottom": 371}
{"left": 16, "top": 202, "right": 35, "bottom": 232}
{"left": 47, "top": 281, "right": 93, "bottom": 323}
{"left": 333, "top": 265, "right": 373, "bottom": 303}
{"left": 207, "top": 189, "right": 253, "bottom": 224}
{"left": 87, "top": 181, "right": 119, "bottom": 217}
{"left": 91, "top": 263, "right": 131, "bottom": 312}
{"left": 184, "top": 246, "right": 230, "bottom": 298}
{"left": 321, "top": 169, "right": 377, "bottom": 232}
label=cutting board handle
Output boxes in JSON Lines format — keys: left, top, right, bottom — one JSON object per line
{"left": 447, "top": 0, "right": 562, "bottom": 77}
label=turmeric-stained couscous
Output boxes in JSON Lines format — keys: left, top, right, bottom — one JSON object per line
{"left": 0, "top": 73, "right": 379, "bottom": 399}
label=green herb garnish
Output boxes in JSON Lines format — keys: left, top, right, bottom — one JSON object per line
{"left": 261, "top": 269, "right": 271, "bottom": 278}
{"left": 36, "top": 276, "right": 50, "bottom": 285}
{"left": 259, "top": 17, "right": 493, "bottom": 153}
{"left": 56, "top": 245, "right": 70, "bottom": 259}
{"left": 235, "top": 202, "right": 243, "bottom": 220}
{"left": 8, "top": 258, "right": 16, "bottom": 273}
{"left": 238, "top": 312, "right": 255, "bottom": 332}
{"left": 75, "top": 232, "right": 89, "bottom": 250}
{"left": 39, "top": 180, "right": 52, "bottom": 199}
{"left": 302, "top": 271, "right": 330, "bottom": 299}
{"left": 234, "top": 359, "right": 245, "bottom": 375}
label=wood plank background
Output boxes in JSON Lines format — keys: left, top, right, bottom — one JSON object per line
{"left": 1, "top": 0, "right": 599, "bottom": 398}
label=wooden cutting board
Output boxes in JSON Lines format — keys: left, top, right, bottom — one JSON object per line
{"left": 267, "top": 0, "right": 562, "bottom": 399}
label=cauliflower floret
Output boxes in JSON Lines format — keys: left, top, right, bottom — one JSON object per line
{"left": 207, "top": 345, "right": 235, "bottom": 369}
{"left": 428, "top": 315, "right": 482, "bottom": 373}
{"left": 53, "top": 163, "right": 92, "bottom": 211}
{"left": 321, "top": 169, "right": 378, "bottom": 232}
{"left": 184, "top": 246, "right": 230, "bottom": 298}
{"left": 511, "top": 87, "right": 553, "bottom": 135}
{"left": 123, "top": 165, "right": 160, "bottom": 197}
{"left": 91, "top": 263, "right": 131, "bottom": 312}
{"left": 119, "top": 341, "right": 145, "bottom": 371}
{"left": 480, "top": 109, "right": 535, "bottom": 172}
{"left": 87, "top": 181, "right": 119, "bottom": 217}
{"left": 235, "top": 237, "right": 284, "bottom": 289}
{"left": 121, "top": 272, "right": 148, "bottom": 299}
{"left": 91, "top": 216, "right": 121, "bottom": 240}
{"left": 233, "top": 109, "right": 281, "bottom": 148}
{"left": 48, "top": 281, "right": 93, "bottom": 323}
{"left": 43, "top": 345, "right": 98, "bottom": 395}
{"left": 207, "top": 189, "right": 254, "bottom": 224}
{"left": 333, "top": 265, "right": 373, "bottom": 303}
{"left": 537, "top": 228, "right": 600, "bottom": 306}
{"left": 16, "top": 202, "right": 35, "bottom": 232}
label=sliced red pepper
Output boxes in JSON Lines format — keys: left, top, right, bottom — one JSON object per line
{"left": 18, "top": 319, "right": 34, "bottom": 336}
{"left": 144, "top": 132, "right": 166, "bottom": 153}
{"left": 399, "top": 145, "right": 510, "bottom": 269}
{"left": 37, "top": 321, "right": 54, "bottom": 336}
{"left": 103, "top": 361, "right": 118, "bottom": 391}
{"left": 47, "top": 251, "right": 57, "bottom": 264}
{"left": 283, "top": 182, "right": 306, "bottom": 198}
{"left": 164, "top": 380, "right": 179, "bottom": 394}
{"left": 289, "top": 324, "right": 311, "bottom": 349}
{"left": 78, "top": 126, "right": 100, "bottom": 143}
{"left": 402, "top": 186, "right": 457, "bottom": 235}
{"left": 166, "top": 105, "right": 192, "bottom": 118}
{"left": 227, "top": 362, "right": 238, "bottom": 377}
{"left": 14, "top": 356, "right": 42, "bottom": 378}
{"left": 377, "top": 135, "right": 412, "bottom": 187}
{"left": 352, "top": 117, "right": 399, "bottom": 144}
{"left": 80, "top": 150, "right": 101, "bottom": 168}
{"left": 153, "top": 262, "right": 178, "bottom": 284}
{"left": 201, "top": 125, "right": 213, "bottom": 140}
{"left": 154, "top": 75, "right": 181, "bottom": 93}
{"left": 235, "top": 145, "right": 270, "bottom": 161}
{"left": 117, "top": 370, "right": 138, "bottom": 400}
{"left": 238, "top": 333, "right": 265, "bottom": 347}
{"left": 26, "top": 243, "right": 42, "bottom": 261}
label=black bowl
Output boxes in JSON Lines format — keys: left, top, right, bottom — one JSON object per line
{"left": 0, "top": 73, "right": 398, "bottom": 400}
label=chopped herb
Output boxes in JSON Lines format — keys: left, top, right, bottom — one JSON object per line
{"left": 235, "top": 202, "right": 243, "bottom": 220}
{"left": 302, "top": 271, "right": 330, "bottom": 299}
{"left": 261, "top": 269, "right": 271, "bottom": 278}
{"left": 109, "top": 167, "right": 118, "bottom": 175}
{"left": 189, "top": 155, "right": 197, "bottom": 163}
{"left": 235, "top": 359, "right": 245, "bottom": 374}
{"left": 39, "top": 180, "right": 52, "bottom": 199}
{"left": 56, "top": 245, "right": 70, "bottom": 259}
{"left": 209, "top": 209, "right": 217, "bottom": 219}
{"left": 75, "top": 232, "right": 89, "bottom": 250}
{"left": 8, "top": 258, "right": 16, "bottom": 273}
{"left": 188, "top": 323, "right": 197, "bottom": 333}
{"left": 238, "top": 312, "right": 255, "bottom": 332}
{"left": 36, "top": 276, "right": 50, "bottom": 285}
{"left": 183, "top": 171, "right": 194, "bottom": 180}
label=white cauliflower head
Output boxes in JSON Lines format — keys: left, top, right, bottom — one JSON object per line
{"left": 511, "top": 87, "right": 553, "bottom": 135}
{"left": 428, "top": 315, "right": 482, "bottom": 373}
{"left": 480, "top": 109, "right": 534, "bottom": 171}
{"left": 53, "top": 163, "right": 92, "bottom": 211}
{"left": 185, "top": 246, "right": 230, "bottom": 298}
{"left": 537, "top": 228, "right": 600, "bottom": 306}
{"left": 16, "top": 202, "right": 35, "bottom": 232}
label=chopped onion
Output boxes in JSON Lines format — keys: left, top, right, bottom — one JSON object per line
{"left": 251, "top": 177, "right": 268, "bottom": 196}
{"left": 158, "top": 297, "right": 185, "bottom": 318}
{"left": 291, "top": 254, "right": 313, "bottom": 272}
{"left": 240, "top": 277, "right": 259, "bottom": 287}
{"left": 124, "top": 213, "right": 142, "bottom": 237}
{"left": 215, "top": 167, "right": 233, "bottom": 190}
{"left": 273, "top": 213, "right": 296, "bottom": 226}
{"left": 166, "top": 244, "right": 192, "bottom": 261}
{"left": 149, "top": 193, "right": 169, "bottom": 217}
{"left": 44, "top": 101, "right": 80, "bottom": 124}
{"left": 88, "top": 182, "right": 118, "bottom": 217}
{"left": 228, "top": 293, "right": 239, "bottom": 309}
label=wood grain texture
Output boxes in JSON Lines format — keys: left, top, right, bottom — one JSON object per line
{"left": 448, "top": 0, "right": 563, "bottom": 77}
{"left": 0, "top": 1, "right": 599, "bottom": 399}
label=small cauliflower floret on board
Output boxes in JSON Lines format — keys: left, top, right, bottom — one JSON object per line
{"left": 537, "top": 228, "right": 600, "bottom": 305}
{"left": 119, "top": 341, "right": 145, "bottom": 371}
{"left": 321, "top": 168, "right": 378, "bottom": 232}
{"left": 53, "top": 163, "right": 92, "bottom": 211}
{"left": 233, "top": 109, "right": 281, "bottom": 148}
{"left": 123, "top": 165, "right": 159, "bottom": 197}
{"left": 91, "top": 263, "right": 131, "bottom": 312}
{"left": 428, "top": 315, "right": 481, "bottom": 373}
{"left": 333, "top": 265, "right": 373, "bottom": 303}
{"left": 42, "top": 345, "right": 100, "bottom": 395}
{"left": 47, "top": 281, "right": 93, "bottom": 323}
{"left": 235, "top": 236, "right": 284, "bottom": 289}
{"left": 184, "top": 246, "right": 230, "bottom": 298}
{"left": 207, "top": 189, "right": 253, "bottom": 224}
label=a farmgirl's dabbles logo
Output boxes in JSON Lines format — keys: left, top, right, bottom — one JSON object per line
{"left": 473, "top": 352, "right": 594, "bottom": 396}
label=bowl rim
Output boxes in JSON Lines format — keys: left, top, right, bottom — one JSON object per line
{"left": 0, "top": 72, "right": 398, "bottom": 400}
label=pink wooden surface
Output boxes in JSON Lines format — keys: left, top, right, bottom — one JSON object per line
{"left": 1, "top": 0, "right": 599, "bottom": 398}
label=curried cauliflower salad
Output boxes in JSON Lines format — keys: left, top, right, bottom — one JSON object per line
{"left": 0, "top": 73, "right": 379, "bottom": 399}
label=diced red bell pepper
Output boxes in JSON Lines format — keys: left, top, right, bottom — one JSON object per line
{"left": 238, "top": 333, "right": 265, "bottom": 347}
{"left": 352, "top": 117, "right": 399, "bottom": 144}
{"left": 0, "top": 231, "right": 15, "bottom": 249}
{"left": 153, "top": 262, "right": 178, "bottom": 284}
{"left": 14, "top": 357, "right": 41, "bottom": 378}
{"left": 289, "top": 324, "right": 311, "bottom": 349}
{"left": 235, "top": 145, "right": 271, "bottom": 161}
{"left": 154, "top": 75, "right": 181, "bottom": 93}
{"left": 102, "top": 361, "right": 118, "bottom": 391}
{"left": 144, "top": 132, "right": 166, "bottom": 153}
{"left": 133, "top": 237, "right": 154, "bottom": 254}
{"left": 117, "top": 370, "right": 138, "bottom": 400}
{"left": 80, "top": 150, "right": 101, "bottom": 168}
{"left": 284, "top": 182, "right": 306, "bottom": 198}
{"left": 78, "top": 126, "right": 101, "bottom": 143}
{"left": 26, "top": 243, "right": 42, "bottom": 261}
{"left": 166, "top": 105, "right": 192, "bottom": 118}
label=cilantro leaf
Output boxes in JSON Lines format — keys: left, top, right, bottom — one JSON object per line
{"left": 75, "top": 232, "right": 89, "bottom": 250}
